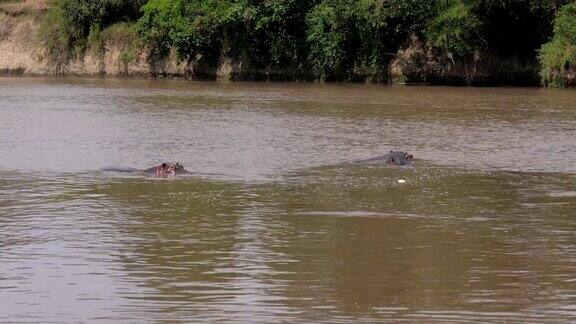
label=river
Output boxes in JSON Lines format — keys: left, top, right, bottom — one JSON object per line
{"left": 1, "top": 77, "right": 575, "bottom": 322}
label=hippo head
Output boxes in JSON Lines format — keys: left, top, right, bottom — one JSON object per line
{"left": 163, "top": 163, "right": 181, "bottom": 174}
{"left": 169, "top": 162, "right": 190, "bottom": 174}
{"left": 387, "top": 151, "right": 413, "bottom": 165}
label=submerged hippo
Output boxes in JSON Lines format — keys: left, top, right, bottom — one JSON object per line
{"left": 100, "top": 162, "right": 192, "bottom": 176}
{"left": 355, "top": 151, "right": 414, "bottom": 166}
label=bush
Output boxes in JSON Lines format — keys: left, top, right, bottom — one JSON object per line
{"left": 539, "top": 2, "right": 576, "bottom": 87}
{"left": 306, "top": 0, "right": 357, "bottom": 80}
{"left": 305, "top": 0, "right": 434, "bottom": 81}
{"left": 103, "top": 22, "right": 138, "bottom": 48}
{"left": 38, "top": 5, "right": 74, "bottom": 74}
{"left": 103, "top": 22, "right": 139, "bottom": 74}
{"left": 425, "top": 0, "right": 481, "bottom": 59}
{"left": 137, "top": 0, "right": 315, "bottom": 79}
{"left": 38, "top": 0, "right": 144, "bottom": 73}
{"left": 137, "top": 0, "right": 245, "bottom": 62}
{"left": 33, "top": 0, "right": 572, "bottom": 83}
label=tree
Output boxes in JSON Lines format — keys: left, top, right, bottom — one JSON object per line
{"left": 539, "top": 2, "right": 576, "bottom": 87}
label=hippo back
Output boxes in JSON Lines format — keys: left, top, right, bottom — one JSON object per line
{"left": 100, "top": 166, "right": 139, "bottom": 172}
{"left": 355, "top": 150, "right": 413, "bottom": 166}
{"left": 100, "top": 163, "right": 192, "bottom": 175}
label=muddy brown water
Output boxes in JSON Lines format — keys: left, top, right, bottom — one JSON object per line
{"left": 1, "top": 77, "right": 575, "bottom": 322}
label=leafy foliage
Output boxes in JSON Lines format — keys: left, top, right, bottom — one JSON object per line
{"left": 539, "top": 2, "right": 576, "bottom": 87}
{"left": 38, "top": 5, "right": 74, "bottom": 74}
{"left": 305, "top": 0, "right": 434, "bottom": 81}
{"left": 137, "top": 0, "right": 314, "bottom": 78}
{"left": 36, "top": 0, "right": 576, "bottom": 86}
{"left": 425, "top": 0, "right": 481, "bottom": 58}
{"left": 39, "top": 0, "right": 144, "bottom": 71}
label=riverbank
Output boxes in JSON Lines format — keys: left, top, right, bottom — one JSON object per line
{"left": 0, "top": 0, "right": 560, "bottom": 86}
{"left": 0, "top": 0, "right": 248, "bottom": 80}
{"left": 0, "top": 0, "right": 157, "bottom": 77}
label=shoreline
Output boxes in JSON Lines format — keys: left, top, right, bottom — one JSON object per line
{"left": 0, "top": 11, "right": 543, "bottom": 88}
{"left": 0, "top": 73, "right": 546, "bottom": 88}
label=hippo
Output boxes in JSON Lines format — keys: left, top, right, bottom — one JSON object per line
{"left": 100, "top": 162, "right": 192, "bottom": 175}
{"left": 355, "top": 151, "right": 413, "bottom": 166}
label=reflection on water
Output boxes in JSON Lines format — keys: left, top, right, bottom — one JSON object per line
{"left": 0, "top": 78, "right": 575, "bottom": 322}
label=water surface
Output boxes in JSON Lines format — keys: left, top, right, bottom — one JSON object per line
{"left": 1, "top": 77, "right": 575, "bottom": 322}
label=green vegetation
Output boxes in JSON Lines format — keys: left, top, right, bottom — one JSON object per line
{"left": 38, "top": 0, "right": 143, "bottom": 73}
{"left": 425, "top": 0, "right": 480, "bottom": 59}
{"left": 306, "top": 0, "right": 433, "bottom": 81}
{"left": 37, "top": 0, "right": 576, "bottom": 87}
{"left": 539, "top": 2, "right": 576, "bottom": 88}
